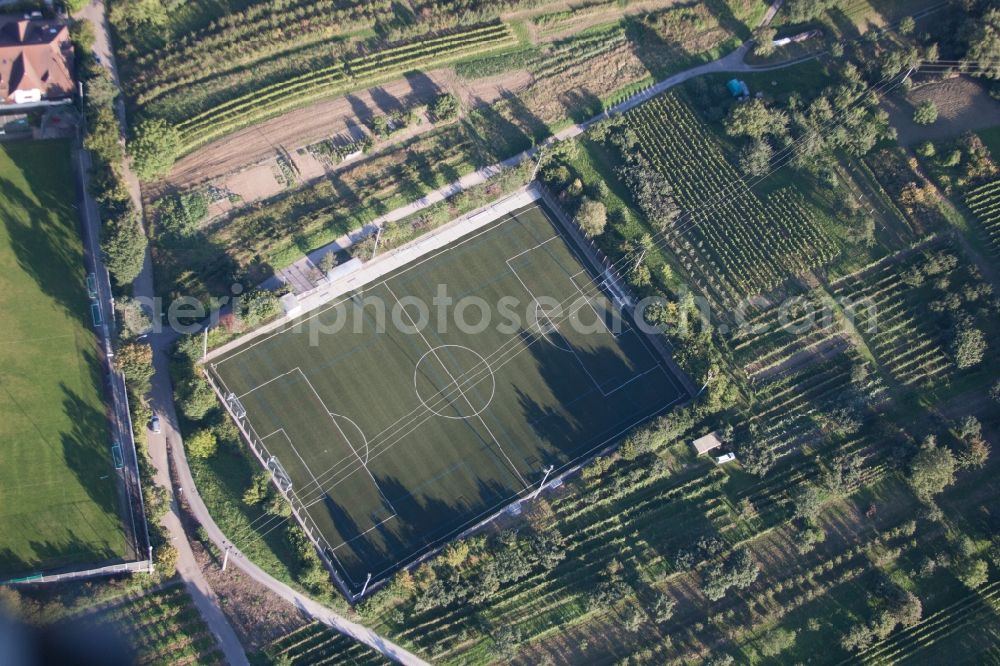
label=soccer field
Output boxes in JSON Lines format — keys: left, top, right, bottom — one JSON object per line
{"left": 0, "top": 141, "right": 128, "bottom": 577}
{"left": 209, "top": 202, "right": 686, "bottom": 593}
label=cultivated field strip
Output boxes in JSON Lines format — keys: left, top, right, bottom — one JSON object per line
{"left": 260, "top": 621, "right": 390, "bottom": 665}
{"left": 850, "top": 581, "right": 1000, "bottom": 665}
{"left": 625, "top": 93, "right": 838, "bottom": 301}
{"left": 965, "top": 179, "right": 1000, "bottom": 257}
{"left": 172, "top": 22, "right": 517, "bottom": 152}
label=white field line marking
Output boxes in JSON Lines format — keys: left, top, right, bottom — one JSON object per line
{"left": 213, "top": 203, "right": 548, "bottom": 368}
{"left": 506, "top": 256, "right": 574, "bottom": 353}
{"left": 331, "top": 412, "right": 370, "bottom": 464}
{"left": 358, "top": 385, "right": 690, "bottom": 580}
{"left": 295, "top": 368, "right": 399, "bottom": 515}
{"left": 386, "top": 283, "right": 530, "bottom": 489}
{"left": 263, "top": 428, "right": 324, "bottom": 492}
{"left": 238, "top": 368, "right": 299, "bottom": 399}
{"left": 507, "top": 251, "right": 648, "bottom": 396}
{"left": 331, "top": 512, "right": 399, "bottom": 553}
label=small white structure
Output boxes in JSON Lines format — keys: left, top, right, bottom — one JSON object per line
{"left": 691, "top": 431, "right": 723, "bottom": 456}
{"left": 325, "top": 256, "right": 362, "bottom": 283}
{"left": 715, "top": 452, "right": 737, "bottom": 465}
{"left": 279, "top": 292, "right": 302, "bottom": 318}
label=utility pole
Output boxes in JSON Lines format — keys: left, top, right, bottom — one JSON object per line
{"left": 360, "top": 572, "right": 373, "bottom": 597}
{"left": 202, "top": 326, "right": 208, "bottom": 361}
{"left": 530, "top": 145, "right": 545, "bottom": 182}
{"left": 531, "top": 465, "right": 555, "bottom": 500}
{"left": 222, "top": 545, "right": 231, "bottom": 572}
{"left": 697, "top": 368, "right": 717, "bottom": 397}
{"left": 370, "top": 226, "right": 384, "bottom": 261}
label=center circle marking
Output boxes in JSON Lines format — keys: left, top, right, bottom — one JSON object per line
{"left": 414, "top": 344, "right": 496, "bottom": 420}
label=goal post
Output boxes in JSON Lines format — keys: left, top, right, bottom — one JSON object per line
{"left": 225, "top": 392, "right": 247, "bottom": 420}
{"left": 266, "top": 455, "right": 293, "bottom": 493}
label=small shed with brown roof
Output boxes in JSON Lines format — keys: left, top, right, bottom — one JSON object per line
{"left": 0, "top": 15, "right": 74, "bottom": 106}
{"left": 691, "top": 431, "right": 723, "bottom": 456}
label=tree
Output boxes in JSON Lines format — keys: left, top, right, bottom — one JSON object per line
{"left": 793, "top": 482, "right": 826, "bottom": 521}
{"left": 443, "top": 540, "right": 470, "bottom": 568}
{"left": 702, "top": 546, "right": 760, "bottom": 600}
{"left": 964, "top": 9, "right": 1000, "bottom": 79}
{"left": 622, "top": 604, "right": 646, "bottom": 632}
{"left": 785, "top": 0, "right": 838, "bottom": 22}
{"left": 955, "top": 415, "right": 989, "bottom": 469}
{"left": 760, "top": 627, "right": 797, "bottom": 657}
{"left": 913, "top": 100, "right": 938, "bottom": 125}
{"left": 318, "top": 250, "right": 339, "bottom": 274}
{"left": 242, "top": 470, "right": 271, "bottom": 506}
{"left": 430, "top": 93, "right": 460, "bottom": 122}
{"left": 753, "top": 27, "right": 777, "bottom": 57}
{"left": 898, "top": 16, "right": 915, "bottom": 35}
{"left": 725, "top": 99, "right": 788, "bottom": 139}
{"left": 238, "top": 290, "right": 282, "bottom": 327}
{"left": 953, "top": 326, "right": 986, "bottom": 368}
{"left": 116, "top": 341, "right": 154, "bottom": 392}
{"left": 117, "top": 296, "right": 152, "bottom": 338}
{"left": 909, "top": 436, "right": 956, "bottom": 501}
{"left": 102, "top": 210, "right": 148, "bottom": 286}
{"left": 739, "top": 139, "right": 772, "bottom": 176}
{"left": 956, "top": 557, "right": 989, "bottom": 589}
{"left": 575, "top": 198, "right": 608, "bottom": 238}
{"left": 84, "top": 106, "right": 123, "bottom": 166}
{"left": 128, "top": 118, "right": 180, "bottom": 182}
{"left": 187, "top": 429, "right": 218, "bottom": 459}
{"left": 651, "top": 592, "right": 676, "bottom": 623}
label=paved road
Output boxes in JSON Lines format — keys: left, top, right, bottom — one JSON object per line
{"left": 76, "top": 2, "right": 250, "bottom": 664}
{"left": 76, "top": 1, "right": 431, "bottom": 662}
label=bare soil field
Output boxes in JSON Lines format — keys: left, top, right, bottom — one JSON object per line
{"left": 158, "top": 72, "right": 453, "bottom": 193}
{"left": 884, "top": 76, "right": 1000, "bottom": 145}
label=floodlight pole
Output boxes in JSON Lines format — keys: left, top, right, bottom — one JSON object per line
{"left": 360, "top": 572, "right": 373, "bottom": 597}
{"left": 532, "top": 465, "right": 555, "bottom": 501}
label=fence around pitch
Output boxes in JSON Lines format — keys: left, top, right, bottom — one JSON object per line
{"left": 3, "top": 559, "right": 152, "bottom": 586}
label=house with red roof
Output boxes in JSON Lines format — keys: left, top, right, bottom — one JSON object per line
{"left": 0, "top": 14, "right": 74, "bottom": 106}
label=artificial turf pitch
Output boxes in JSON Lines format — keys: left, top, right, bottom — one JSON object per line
{"left": 0, "top": 141, "right": 128, "bottom": 576}
{"left": 209, "top": 202, "right": 685, "bottom": 591}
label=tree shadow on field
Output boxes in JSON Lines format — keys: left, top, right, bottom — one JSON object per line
{"left": 345, "top": 94, "right": 372, "bottom": 126}
{"left": 0, "top": 145, "right": 88, "bottom": 328}
{"left": 499, "top": 91, "right": 550, "bottom": 146}
{"left": 558, "top": 88, "right": 605, "bottom": 125}
{"left": 402, "top": 70, "right": 443, "bottom": 106}
{"left": 827, "top": 6, "right": 863, "bottom": 41}
{"left": 369, "top": 86, "right": 405, "bottom": 116}
{"left": 59, "top": 382, "right": 128, "bottom": 553}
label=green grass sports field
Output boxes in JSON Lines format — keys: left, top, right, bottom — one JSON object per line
{"left": 209, "top": 202, "right": 685, "bottom": 592}
{"left": 0, "top": 140, "right": 128, "bottom": 577}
